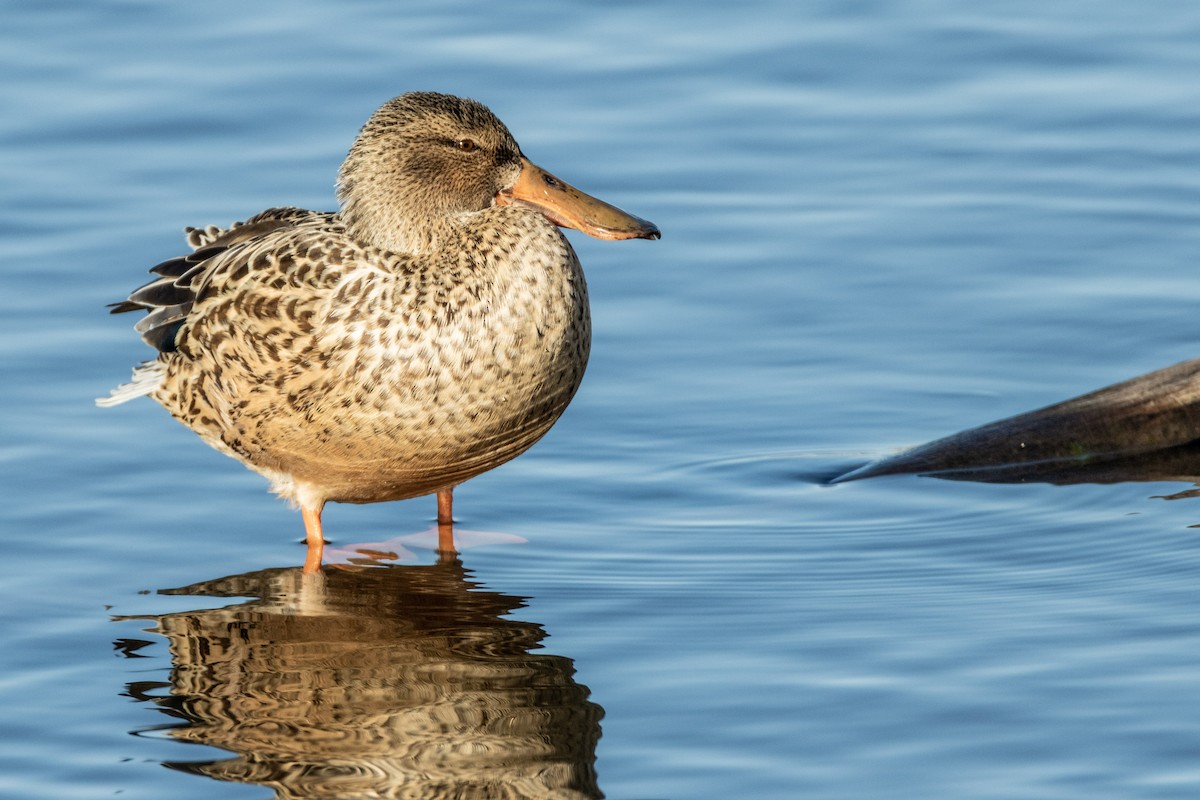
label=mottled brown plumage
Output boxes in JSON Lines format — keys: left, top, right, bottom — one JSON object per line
{"left": 100, "top": 92, "right": 659, "bottom": 570}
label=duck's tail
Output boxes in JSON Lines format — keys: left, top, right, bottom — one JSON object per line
{"left": 96, "top": 360, "right": 164, "bottom": 408}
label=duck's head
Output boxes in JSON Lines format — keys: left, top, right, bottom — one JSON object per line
{"left": 337, "top": 92, "right": 659, "bottom": 253}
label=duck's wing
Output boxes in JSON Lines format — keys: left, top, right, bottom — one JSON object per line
{"left": 182, "top": 209, "right": 317, "bottom": 251}
{"left": 108, "top": 208, "right": 338, "bottom": 353}
{"left": 98, "top": 208, "right": 351, "bottom": 409}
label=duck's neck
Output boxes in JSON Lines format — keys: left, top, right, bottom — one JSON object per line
{"left": 336, "top": 150, "right": 463, "bottom": 256}
{"left": 338, "top": 193, "right": 456, "bottom": 256}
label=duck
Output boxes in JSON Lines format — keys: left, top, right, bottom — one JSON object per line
{"left": 98, "top": 91, "right": 659, "bottom": 571}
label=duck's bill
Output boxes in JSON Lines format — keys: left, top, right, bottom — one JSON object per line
{"left": 496, "top": 158, "right": 660, "bottom": 241}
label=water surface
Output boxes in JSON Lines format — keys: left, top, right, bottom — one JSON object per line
{"left": 3, "top": 2, "right": 1200, "bottom": 798}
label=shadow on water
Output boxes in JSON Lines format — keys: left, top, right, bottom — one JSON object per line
{"left": 836, "top": 357, "right": 1200, "bottom": 494}
{"left": 113, "top": 558, "right": 604, "bottom": 799}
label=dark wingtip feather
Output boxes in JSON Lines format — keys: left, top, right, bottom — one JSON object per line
{"left": 149, "top": 255, "right": 195, "bottom": 278}
{"left": 134, "top": 304, "right": 190, "bottom": 353}
{"left": 141, "top": 320, "right": 184, "bottom": 353}
{"left": 127, "top": 277, "right": 194, "bottom": 308}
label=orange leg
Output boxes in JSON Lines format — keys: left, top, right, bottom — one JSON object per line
{"left": 301, "top": 503, "right": 326, "bottom": 574}
{"left": 436, "top": 488, "right": 456, "bottom": 554}
{"left": 437, "top": 488, "right": 454, "bottom": 524}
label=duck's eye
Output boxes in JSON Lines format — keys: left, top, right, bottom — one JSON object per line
{"left": 454, "top": 138, "right": 478, "bottom": 152}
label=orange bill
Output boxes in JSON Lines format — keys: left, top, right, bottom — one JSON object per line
{"left": 496, "top": 157, "right": 660, "bottom": 241}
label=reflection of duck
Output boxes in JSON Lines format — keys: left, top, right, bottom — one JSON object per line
{"left": 838, "top": 358, "right": 1200, "bottom": 487}
{"left": 116, "top": 560, "right": 604, "bottom": 799}
{"left": 98, "top": 92, "right": 659, "bottom": 570}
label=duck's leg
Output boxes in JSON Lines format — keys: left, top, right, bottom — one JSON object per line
{"left": 437, "top": 488, "right": 454, "bottom": 524}
{"left": 436, "top": 488, "right": 456, "bottom": 554}
{"left": 301, "top": 502, "right": 326, "bottom": 573}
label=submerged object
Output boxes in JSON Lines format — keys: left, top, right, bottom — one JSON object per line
{"left": 837, "top": 358, "right": 1200, "bottom": 486}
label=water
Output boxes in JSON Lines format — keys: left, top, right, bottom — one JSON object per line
{"left": 3, "top": 1, "right": 1200, "bottom": 797}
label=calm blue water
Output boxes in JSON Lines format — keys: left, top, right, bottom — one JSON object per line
{"left": 3, "top": 1, "right": 1200, "bottom": 797}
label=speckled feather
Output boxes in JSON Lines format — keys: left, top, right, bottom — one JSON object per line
{"left": 102, "top": 93, "right": 595, "bottom": 512}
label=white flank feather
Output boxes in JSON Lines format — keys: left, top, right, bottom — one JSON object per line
{"left": 96, "top": 360, "right": 164, "bottom": 407}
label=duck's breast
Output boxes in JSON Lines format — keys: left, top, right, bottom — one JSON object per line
{"left": 254, "top": 214, "right": 592, "bottom": 502}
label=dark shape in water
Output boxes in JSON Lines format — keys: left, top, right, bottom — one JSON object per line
{"left": 836, "top": 358, "right": 1200, "bottom": 487}
{"left": 115, "top": 558, "right": 604, "bottom": 799}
